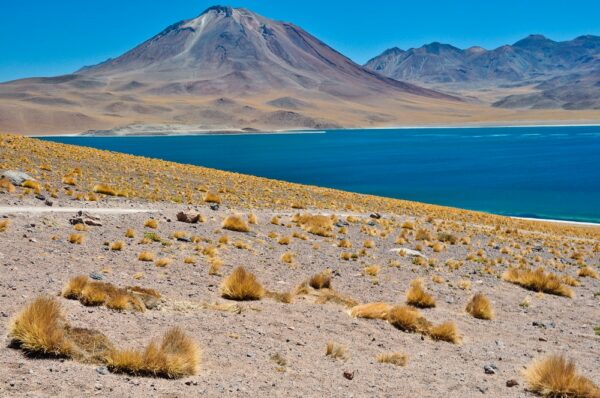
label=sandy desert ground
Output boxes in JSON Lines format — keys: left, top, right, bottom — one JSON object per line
{"left": 0, "top": 135, "right": 599, "bottom": 397}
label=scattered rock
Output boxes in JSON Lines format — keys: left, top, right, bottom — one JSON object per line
{"left": 533, "top": 321, "right": 556, "bottom": 329}
{"left": 45, "top": 199, "right": 53, "bottom": 207}
{"left": 484, "top": 364, "right": 498, "bottom": 374}
{"left": 369, "top": 213, "right": 381, "bottom": 219}
{"left": 506, "top": 379, "right": 519, "bottom": 387}
{"left": 70, "top": 211, "right": 102, "bottom": 227}
{"left": 96, "top": 366, "right": 109, "bottom": 375}
{"left": 343, "top": 371, "right": 354, "bottom": 380}
{"left": 210, "top": 204, "right": 219, "bottom": 211}
{"left": 35, "top": 194, "right": 45, "bottom": 201}
{"left": 89, "top": 272, "right": 104, "bottom": 281}
{"left": 1, "top": 170, "right": 33, "bottom": 186}
{"left": 176, "top": 211, "right": 202, "bottom": 223}
{"left": 389, "top": 248, "right": 428, "bottom": 259}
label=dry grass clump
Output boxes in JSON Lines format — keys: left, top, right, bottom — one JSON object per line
{"left": 248, "top": 213, "right": 258, "bottom": 225}
{"left": 437, "top": 232, "right": 458, "bottom": 245}
{"left": 325, "top": 341, "right": 347, "bottom": 360}
{"left": 278, "top": 236, "right": 291, "bottom": 245}
{"left": 523, "top": 355, "right": 600, "bottom": 398}
{"left": 22, "top": 179, "right": 41, "bottom": 191}
{"left": 125, "top": 228, "right": 135, "bottom": 238}
{"left": 183, "top": 256, "right": 196, "bottom": 265}
{"left": 203, "top": 191, "right": 221, "bottom": 203}
{"left": 138, "top": 251, "right": 156, "bottom": 262}
{"left": 294, "top": 214, "right": 334, "bottom": 237}
{"left": 350, "top": 303, "right": 391, "bottom": 320}
{"left": 220, "top": 267, "right": 265, "bottom": 301}
{"left": 8, "top": 297, "right": 74, "bottom": 358}
{"left": 0, "top": 177, "right": 16, "bottom": 193}
{"left": 314, "top": 288, "right": 359, "bottom": 308}
{"left": 577, "top": 266, "right": 598, "bottom": 279}
{"left": 386, "top": 305, "right": 460, "bottom": 344}
{"left": 338, "top": 239, "right": 352, "bottom": 248}
{"left": 222, "top": 215, "right": 251, "bottom": 232}
{"left": 428, "top": 321, "right": 460, "bottom": 344}
{"left": 363, "top": 265, "right": 380, "bottom": 277}
{"left": 68, "top": 233, "right": 85, "bottom": 244}
{"left": 363, "top": 239, "right": 375, "bottom": 248}
{"left": 415, "top": 229, "right": 433, "bottom": 241}
{"left": 387, "top": 305, "right": 431, "bottom": 333}
{"left": 144, "top": 219, "right": 158, "bottom": 229}
{"left": 62, "top": 276, "right": 160, "bottom": 311}
{"left": 309, "top": 271, "right": 332, "bottom": 290}
{"left": 0, "top": 219, "right": 10, "bottom": 232}
{"left": 377, "top": 352, "right": 408, "bottom": 367}
{"left": 458, "top": 280, "right": 472, "bottom": 290}
{"left": 155, "top": 258, "right": 172, "bottom": 267}
{"left": 73, "top": 223, "right": 87, "bottom": 231}
{"left": 110, "top": 241, "right": 124, "bottom": 251}
{"left": 280, "top": 252, "right": 295, "bottom": 264}
{"left": 105, "top": 327, "right": 200, "bottom": 379}
{"left": 502, "top": 267, "right": 573, "bottom": 298}
{"left": 406, "top": 279, "right": 436, "bottom": 308}
{"left": 208, "top": 257, "right": 224, "bottom": 275}
{"left": 92, "top": 184, "right": 117, "bottom": 196}
{"left": 465, "top": 293, "right": 494, "bottom": 320}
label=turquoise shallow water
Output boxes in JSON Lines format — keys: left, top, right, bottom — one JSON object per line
{"left": 43, "top": 125, "right": 600, "bottom": 223}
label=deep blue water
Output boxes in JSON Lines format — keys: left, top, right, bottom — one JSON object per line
{"left": 43, "top": 126, "right": 600, "bottom": 223}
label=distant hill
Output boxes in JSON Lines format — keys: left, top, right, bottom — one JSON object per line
{"left": 365, "top": 35, "right": 600, "bottom": 110}
{"left": 0, "top": 6, "right": 463, "bottom": 135}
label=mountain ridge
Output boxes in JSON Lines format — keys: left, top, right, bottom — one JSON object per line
{"left": 365, "top": 34, "right": 600, "bottom": 109}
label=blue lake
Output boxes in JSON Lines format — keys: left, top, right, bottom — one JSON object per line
{"left": 43, "top": 126, "right": 600, "bottom": 223}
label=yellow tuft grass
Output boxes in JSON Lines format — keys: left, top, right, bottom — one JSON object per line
{"left": 22, "top": 179, "right": 41, "bottom": 190}
{"left": 280, "top": 252, "right": 295, "bottom": 264}
{"left": 247, "top": 213, "right": 258, "bottom": 225}
{"left": 294, "top": 214, "right": 334, "bottom": 237}
{"left": 428, "top": 321, "right": 461, "bottom": 344}
{"left": 363, "top": 265, "right": 380, "bottom": 277}
{"left": 377, "top": 352, "right": 408, "bottom": 367}
{"left": 502, "top": 267, "right": 573, "bottom": 298}
{"left": 338, "top": 239, "right": 352, "bottom": 248}
{"left": 0, "top": 219, "right": 10, "bottom": 232}
{"left": 144, "top": 219, "right": 158, "bottom": 229}
{"left": 62, "top": 276, "right": 158, "bottom": 312}
{"left": 203, "top": 191, "right": 221, "bottom": 203}
{"left": 278, "top": 236, "right": 291, "bottom": 245}
{"left": 110, "top": 241, "right": 124, "bottom": 251}
{"left": 138, "top": 251, "right": 156, "bottom": 262}
{"left": 0, "top": 177, "right": 16, "bottom": 193}
{"left": 222, "top": 215, "right": 251, "bottom": 232}
{"left": 309, "top": 271, "right": 331, "bottom": 290}
{"left": 155, "top": 258, "right": 172, "bottom": 267}
{"left": 68, "top": 233, "right": 85, "bottom": 244}
{"left": 406, "top": 279, "right": 436, "bottom": 308}
{"left": 466, "top": 293, "right": 494, "bottom": 320}
{"left": 92, "top": 184, "right": 117, "bottom": 196}
{"left": 8, "top": 297, "right": 73, "bottom": 357}
{"left": 125, "top": 229, "right": 136, "bottom": 238}
{"left": 523, "top": 355, "right": 600, "bottom": 398}
{"left": 208, "top": 257, "right": 224, "bottom": 275}
{"left": 350, "top": 303, "right": 391, "bottom": 320}
{"left": 325, "top": 341, "right": 347, "bottom": 360}
{"left": 577, "top": 266, "right": 598, "bottom": 279}
{"left": 220, "top": 266, "right": 265, "bottom": 301}
{"left": 105, "top": 327, "right": 200, "bottom": 379}
{"left": 387, "top": 305, "right": 431, "bottom": 333}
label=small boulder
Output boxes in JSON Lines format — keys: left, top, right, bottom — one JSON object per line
{"left": 176, "top": 211, "right": 202, "bottom": 223}
{"left": 1, "top": 170, "right": 34, "bottom": 186}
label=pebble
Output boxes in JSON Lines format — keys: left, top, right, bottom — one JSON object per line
{"left": 506, "top": 379, "right": 519, "bottom": 387}
{"left": 96, "top": 366, "right": 109, "bottom": 375}
{"left": 89, "top": 272, "right": 104, "bottom": 281}
{"left": 484, "top": 364, "right": 498, "bottom": 374}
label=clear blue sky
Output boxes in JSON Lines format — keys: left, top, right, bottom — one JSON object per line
{"left": 1, "top": 0, "right": 599, "bottom": 82}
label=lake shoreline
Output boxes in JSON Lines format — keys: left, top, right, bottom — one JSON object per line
{"left": 32, "top": 121, "right": 600, "bottom": 138}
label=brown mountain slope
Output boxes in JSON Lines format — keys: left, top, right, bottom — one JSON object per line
{"left": 1, "top": 8, "right": 599, "bottom": 135}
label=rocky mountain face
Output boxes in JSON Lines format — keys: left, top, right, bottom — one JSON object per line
{"left": 0, "top": 5, "right": 464, "bottom": 134}
{"left": 365, "top": 35, "right": 600, "bottom": 109}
